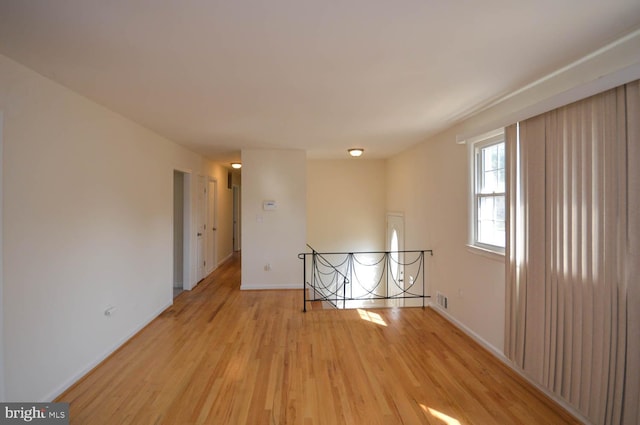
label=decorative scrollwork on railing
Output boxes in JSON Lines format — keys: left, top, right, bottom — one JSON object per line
{"left": 298, "top": 245, "right": 433, "bottom": 311}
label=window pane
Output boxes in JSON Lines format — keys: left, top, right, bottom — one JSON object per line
{"left": 496, "top": 195, "right": 505, "bottom": 221}
{"left": 497, "top": 169, "right": 505, "bottom": 192}
{"left": 477, "top": 195, "right": 505, "bottom": 248}
{"left": 483, "top": 145, "right": 496, "bottom": 172}
{"left": 481, "top": 170, "right": 498, "bottom": 193}
{"left": 497, "top": 143, "right": 505, "bottom": 168}
{"left": 478, "top": 141, "right": 505, "bottom": 194}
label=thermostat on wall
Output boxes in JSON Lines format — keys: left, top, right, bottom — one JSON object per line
{"left": 263, "top": 200, "right": 277, "bottom": 210}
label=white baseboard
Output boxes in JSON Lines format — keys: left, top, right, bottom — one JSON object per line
{"left": 201, "top": 252, "right": 236, "bottom": 281}
{"left": 428, "top": 302, "right": 507, "bottom": 360}
{"left": 428, "top": 302, "right": 591, "bottom": 425}
{"left": 44, "top": 301, "right": 172, "bottom": 402}
{"left": 217, "top": 252, "right": 233, "bottom": 268}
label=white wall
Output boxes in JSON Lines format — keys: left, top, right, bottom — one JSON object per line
{"left": 241, "top": 149, "right": 306, "bottom": 289}
{"left": 307, "top": 159, "right": 386, "bottom": 252}
{"left": 0, "top": 53, "right": 213, "bottom": 401}
{"left": 387, "top": 130, "right": 506, "bottom": 350}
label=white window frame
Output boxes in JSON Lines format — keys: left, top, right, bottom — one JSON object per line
{"left": 467, "top": 129, "right": 506, "bottom": 260}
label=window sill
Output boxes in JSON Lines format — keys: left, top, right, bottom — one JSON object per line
{"left": 466, "top": 244, "right": 505, "bottom": 262}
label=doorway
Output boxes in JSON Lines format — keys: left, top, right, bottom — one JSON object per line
{"left": 173, "top": 170, "right": 192, "bottom": 297}
{"left": 386, "top": 213, "right": 405, "bottom": 303}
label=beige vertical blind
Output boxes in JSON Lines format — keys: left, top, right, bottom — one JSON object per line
{"left": 505, "top": 80, "right": 639, "bottom": 425}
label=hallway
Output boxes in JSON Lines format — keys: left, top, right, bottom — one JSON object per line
{"left": 58, "top": 253, "right": 578, "bottom": 424}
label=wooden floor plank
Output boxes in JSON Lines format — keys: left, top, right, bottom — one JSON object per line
{"left": 57, "top": 253, "right": 579, "bottom": 424}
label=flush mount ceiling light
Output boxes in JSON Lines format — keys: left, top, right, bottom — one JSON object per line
{"left": 348, "top": 148, "right": 364, "bottom": 157}
{"left": 231, "top": 162, "right": 242, "bottom": 169}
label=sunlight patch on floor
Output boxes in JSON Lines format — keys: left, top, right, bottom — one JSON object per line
{"left": 357, "top": 309, "right": 387, "bottom": 326}
{"left": 419, "top": 404, "right": 461, "bottom": 425}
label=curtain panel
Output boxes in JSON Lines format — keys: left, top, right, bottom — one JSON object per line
{"left": 505, "top": 80, "right": 639, "bottom": 425}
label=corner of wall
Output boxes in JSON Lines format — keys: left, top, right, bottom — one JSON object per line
{"left": 241, "top": 149, "right": 306, "bottom": 290}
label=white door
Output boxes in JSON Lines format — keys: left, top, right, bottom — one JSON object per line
{"left": 196, "top": 175, "right": 207, "bottom": 281}
{"left": 386, "top": 213, "right": 405, "bottom": 302}
{"left": 207, "top": 179, "right": 217, "bottom": 274}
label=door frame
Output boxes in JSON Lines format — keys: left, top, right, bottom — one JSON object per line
{"left": 195, "top": 175, "right": 207, "bottom": 282}
{"left": 206, "top": 178, "right": 218, "bottom": 274}
{"left": 173, "top": 169, "right": 194, "bottom": 291}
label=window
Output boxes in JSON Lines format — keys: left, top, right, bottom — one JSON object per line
{"left": 469, "top": 132, "right": 505, "bottom": 254}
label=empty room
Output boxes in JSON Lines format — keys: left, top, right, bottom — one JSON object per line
{"left": 0, "top": 1, "right": 639, "bottom": 424}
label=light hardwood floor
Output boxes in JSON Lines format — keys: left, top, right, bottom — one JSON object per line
{"left": 58, "top": 253, "right": 579, "bottom": 424}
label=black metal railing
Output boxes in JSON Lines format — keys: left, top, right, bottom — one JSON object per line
{"left": 298, "top": 245, "right": 433, "bottom": 312}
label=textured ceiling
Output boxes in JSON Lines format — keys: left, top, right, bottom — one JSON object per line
{"left": 1, "top": 1, "right": 639, "bottom": 161}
